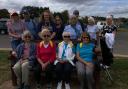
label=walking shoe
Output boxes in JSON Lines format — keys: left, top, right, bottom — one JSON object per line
{"left": 24, "top": 85, "right": 30, "bottom": 89}
{"left": 36, "top": 84, "right": 41, "bottom": 89}
{"left": 57, "top": 81, "right": 62, "bottom": 89}
{"left": 65, "top": 83, "right": 70, "bottom": 89}
{"left": 47, "top": 83, "right": 52, "bottom": 89}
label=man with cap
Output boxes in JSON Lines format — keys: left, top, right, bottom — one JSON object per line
{"left": 73, "top": 10, "right": 85, "bottom": 32}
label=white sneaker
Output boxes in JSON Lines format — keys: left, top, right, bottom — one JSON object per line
{"left": 65, "top": 83, "right": 70, "bottom": 89}
{"left": 57, "top": 81, "right": 62, "bottom": 89}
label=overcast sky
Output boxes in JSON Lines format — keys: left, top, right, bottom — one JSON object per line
{"left": 0, "top": 0, "right": 128, "bottom": 18}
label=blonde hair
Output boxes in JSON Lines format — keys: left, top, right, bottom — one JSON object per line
{"left": 88, "top": 16, "right": 95, "bottom": 24}
{"left": 39, "top": 27, "right": 51, "bottom": 39}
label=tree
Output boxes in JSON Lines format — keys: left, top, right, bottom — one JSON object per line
{"left": 0, "top": 9, "right": 10, "bottom": 18}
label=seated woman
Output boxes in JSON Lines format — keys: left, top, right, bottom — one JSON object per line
{"left": 13, "top": 30, "right": 36, "bottom": 89}
{"left": 76, "top": 32, "right": 99, "bottom": 89}
{"left": 54, "top": 32, "right": 75, "bottom": 89}
{"left": 35, "top": 28, "right": 56, "bottom": 89}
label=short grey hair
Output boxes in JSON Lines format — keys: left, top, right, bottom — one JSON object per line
{"left": 22, "top": 30, "right": 32, "bottom": 40}
{"left": 62, "top": 32, "right": 70, "bottom": 36}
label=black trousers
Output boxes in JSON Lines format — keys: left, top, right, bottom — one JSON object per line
{"left": 34, "top": 63, "right": 54, "bottom": 84}
{"left": 55, "top": 62, "right": 73, "bottom": 83}
{"left": 100, "top": 39, "right": 113, "bottom": 66}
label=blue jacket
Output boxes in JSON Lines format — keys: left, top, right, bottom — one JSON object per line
{"left": 16, "top": 42, "right": 36, "bottom": 66}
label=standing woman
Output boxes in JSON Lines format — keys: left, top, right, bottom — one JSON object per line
{"left": 76, "top": 32, "right": 99, "bottom": 89}
{"left": 37, "top": 10, "right": 56, "bottom": 40}
{"left": 85, "top": 17, "right": 99, "bottom": 45}
{"left": 35, "top": 28, "right": 56, "bottom": 89}
{"left": 100, "top": 15, "right": 117, "bottom": 67}
{"left": 54, "top": 14, "right": 65, "bottom": 44}
{"left": 7, "top": 12, "right": 26, "bottom": 50}
{"left": 55, "top": 32, "right": 75, "bottom": 89}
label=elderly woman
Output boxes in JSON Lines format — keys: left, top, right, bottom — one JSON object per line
{"left": 13, "top": 30, "right": 36, "bottom": 89}
{"left": 35, "top": 28, "right": 56, "bottom": 89}
{"left": 100, "top": 15, "right": 117, "bottom": 68}
{"left": 64, "top": 15, "right": 83, "bottom": 44}
{"left": 76, "top": 32, "right": 100, "bottom": 89}
{"left": 85, "top": 17, "right": 99, "bottom": 45}
{"left": 54, "top": 32, "right": 75, "bottom": 89}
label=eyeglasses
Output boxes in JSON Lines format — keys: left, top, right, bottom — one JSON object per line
{"left": 56, "top": 19, "right": 61, "bottom": 21}
{"left": 24, "top": 36, "right": 31, "bottom": 38}
{"left": 63, "top": 36, "right": 70, "bottom": 38}
{"left": 43, "top": 35, "right": 50, "bottom": 38}
{"left": 82, "top": 37, "right": 89, "bottom": 39}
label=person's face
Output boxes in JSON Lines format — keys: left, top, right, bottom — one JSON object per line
{"left": 82, "top": 35, "right": 90, "bottom": 43}
{"left": 55, "top": 16, "right": 62, "bottom": 25}
{"left": 43, "top": 12, "right": 50, "bottom": 21}
{"left": 23, "top": 14, "right": 30, "bottom": 20}
{"left": 106, "top": 18, "right": 112, "bottom": 25}
{"left": 63, "top": 34, "right": 70, "bottom": 42}
{"left": 70, "top": 17, "right": 77, "bottom": 25}
{"left": 42, "top": 32, "right": 51, "bottom": 42}
{"left": 12, "top": 15, "right": 19, "bottom": 21}
{"left": 88, "top": 19, "right": 94, "bottom": 25}
{"left": 24, "top": 35, "right": 31, "bottom": 42}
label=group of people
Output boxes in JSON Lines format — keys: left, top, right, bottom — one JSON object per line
{"left": 7, "top": 9, "right": 117, "bottom": 89}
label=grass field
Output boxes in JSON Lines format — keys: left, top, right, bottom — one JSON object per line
{"left": 0, "top": 51, "right": 128, "bottom": 89}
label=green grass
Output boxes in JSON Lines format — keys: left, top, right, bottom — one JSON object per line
{"left": 0, "top": 51, "right": 128, "bottom": 89}
{"left": 0, "top": 51, "right": 11, "bottom": 85}
{"left": 101, "top": 58, "right": 128, "bottom": 89}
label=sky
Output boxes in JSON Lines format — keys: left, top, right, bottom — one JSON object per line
{"left": 0, "top": 0, "right": 128, "bottom": 18}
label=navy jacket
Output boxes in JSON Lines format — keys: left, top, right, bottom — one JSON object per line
{"left": 16, "top": 42, "right": 36, "bottom": 66}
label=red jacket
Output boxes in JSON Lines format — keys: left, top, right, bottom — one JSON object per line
{"left": 36, "top": 41, "right": 56, "bottom": 63}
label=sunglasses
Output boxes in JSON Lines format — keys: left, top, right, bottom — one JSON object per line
{"left": 56, "top": 19, "right": 61, "bottom": 21}
{"left": 24, "top": 36, "right": 31, "bottom": 38}
{"left": 63, "top": 36, "right": 70, "bottom": 38}
{"left": 43, "top": 35, "right": 50, "bottom": 38}
{"left": 82, "top": 37, "right": 89, "bottom": 39}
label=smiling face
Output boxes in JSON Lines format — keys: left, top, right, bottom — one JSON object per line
{"left": 41, "top": 29, "right": 51, "bottom": 42}
{"left": 69, "top": 15, "right": 77, "bottom": 25}
{"left": 106, "top": 17, "right": 113, "bottom": 25}
{"left": 43, "top": 11, "right": 50, "bottom": 22}
{"left": 22, "top": 31, "right": 32, "bottom": 42}
{"left": 62, "top": 32, "right": 71, "bottom": 43}
{"left": 24, "top": 34, "right": 31, "bottom": 42}
{"left": 55, "top": 16, "right": 62, "bottom": 25}
{"left": 81, "top": 32, "right": 90, "bottom": 43}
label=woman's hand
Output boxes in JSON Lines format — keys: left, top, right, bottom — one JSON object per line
{"left": 41, "top": 61, "right": 49, "bottom": 71}
{"left": 86, "top": 62, "right": 94, "bottom": 68}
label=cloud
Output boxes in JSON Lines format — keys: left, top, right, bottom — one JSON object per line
{"left": 0, "top": 0, "right": 128, "bottom": 17}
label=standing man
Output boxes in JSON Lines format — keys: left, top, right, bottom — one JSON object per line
{"left": 22, "top": 11, "right": 38, "bottom": 41}
{"left": 73, "top": 10, "right": 85, "bottom": 32}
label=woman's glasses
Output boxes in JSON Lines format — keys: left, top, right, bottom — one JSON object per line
{"left": 24, "top": 35, "right": 31, "bottom": 38}
{"left": 63, "top": 35, "right": 70, "bottom": 38}
{"left": 43, "top": 35, "right": 50, "bottom": 38}
{"left": 82, "top": 36, "right": 89, "bottom": 39}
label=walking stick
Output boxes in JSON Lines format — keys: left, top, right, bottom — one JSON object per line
{"left": 98, "top": 36, "right": 114, "bottom": 83}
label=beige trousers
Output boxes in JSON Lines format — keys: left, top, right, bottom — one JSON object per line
{"left": 13, "top": 60, "right": 29, "bottom": 85}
